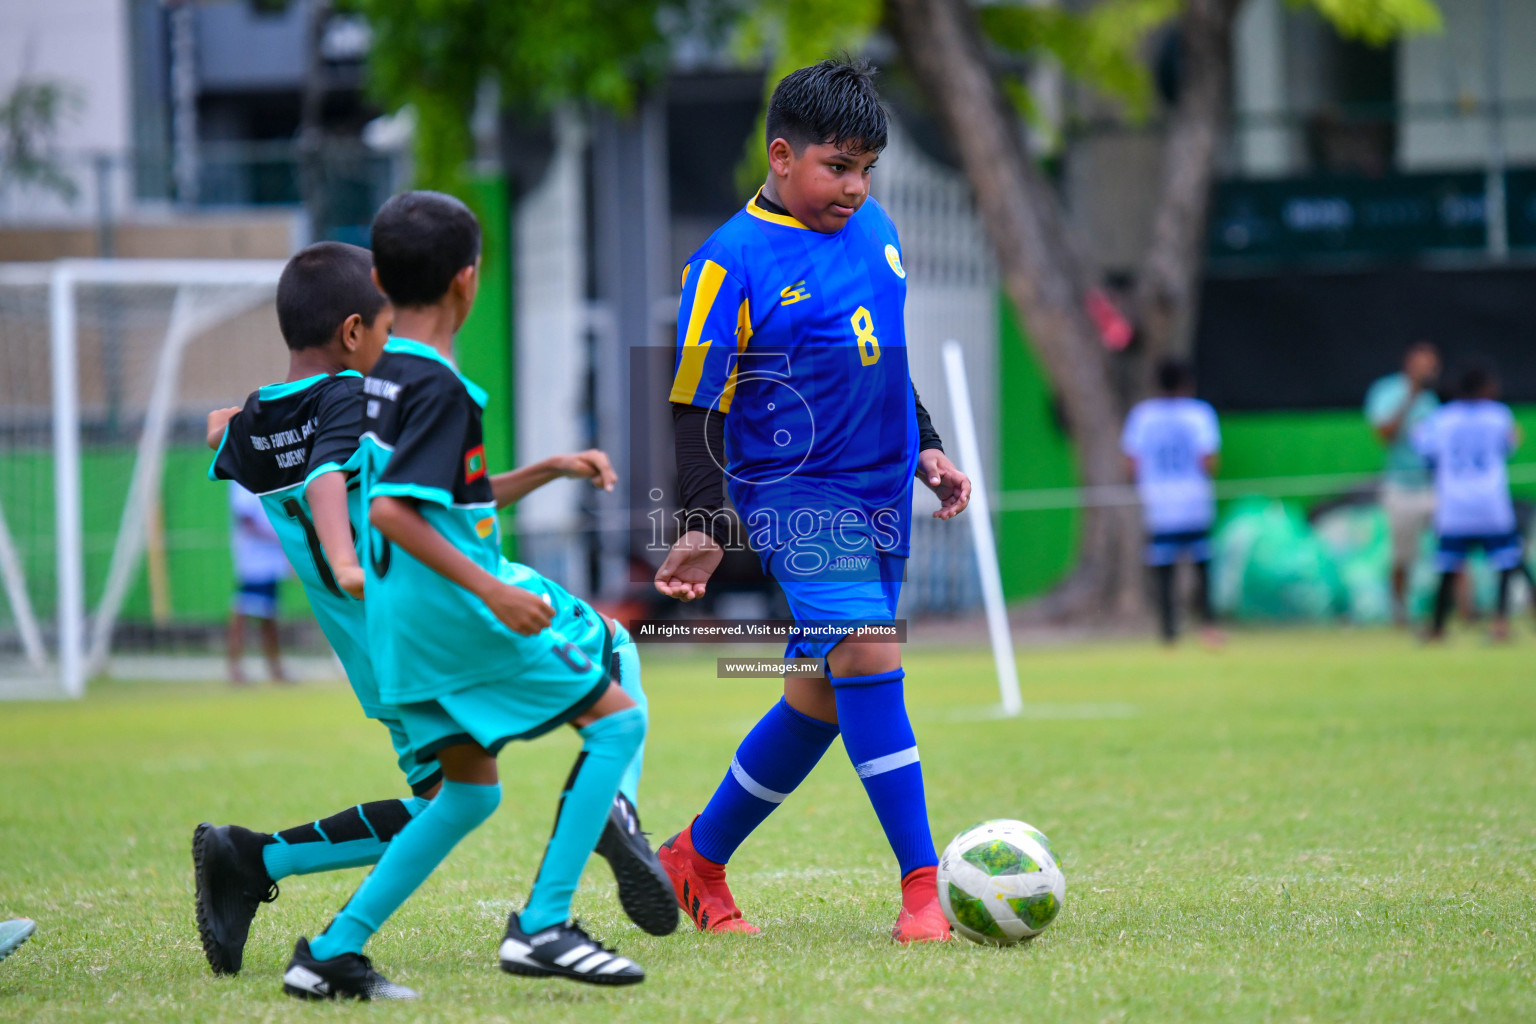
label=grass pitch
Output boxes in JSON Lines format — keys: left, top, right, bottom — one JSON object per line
{"left": 2, "top": 630, "right": 1534, "bottom": 1022}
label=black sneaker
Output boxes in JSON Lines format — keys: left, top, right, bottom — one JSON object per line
{"left": 192, "top": 822, "right": 279, "bottom": 975}
{"left": 594, "top": 793, "right": 679, "bottom": 936}
{"left": 499, "top": 913, "right": 644, "bottom": 985}
{"left": 281, "top": 937, "right": 418, "bottom": 1001}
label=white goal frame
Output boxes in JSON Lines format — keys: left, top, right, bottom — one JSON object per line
{"left": 0, "top": 259, "right": 286, "bottom": 698}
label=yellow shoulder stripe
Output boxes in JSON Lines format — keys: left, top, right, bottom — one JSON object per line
{"left": 718, "top": 294, "right": 752, "bottom": 414}
{"left": 669, "top": 260, "right": 729, "bottom": 405}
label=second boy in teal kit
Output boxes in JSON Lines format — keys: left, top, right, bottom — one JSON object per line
{"left": 280, "top": 191, "right": 652, "bottom": 1000}
{"left": 196, "top": 241, "right": 671, "bottom": 995}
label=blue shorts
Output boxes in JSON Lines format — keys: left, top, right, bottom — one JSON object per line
{"left": 1436, "top": 533, "right": 1524, "bottom": 572}
{"left": 766, "top": 543, "right": 904, "bottom": 662}
{"left": 394, "top": 624, "right": 615, "bottom": 764}
{"left": 1146, "top": 530, "right": 1212, "bottom": 567}
{"left": 233, "top": 580, "right": 280, "bottom": 619}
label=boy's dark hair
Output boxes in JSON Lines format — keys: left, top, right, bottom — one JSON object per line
{"left": 766, "top": 56, "right": 888, "bottom": 155}
{"left": 276, "top": 241, "right": 387, "bottom": 351}
{"left": 1157, "top": 358, "right": 1194, "bottom": 394}
{"left": 1456, "top": 360, "right": 1497, "bottom": 399}
{"left": 370, "top": 190, "right": 482, "bottom": 307}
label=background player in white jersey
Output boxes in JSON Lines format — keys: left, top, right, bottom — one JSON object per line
{"left": 1414, "top": 363, "right": 1525, "bottom": 642}
{"left": 1122, "top": 359, "right": 1222, "bottom": 645}
{"left": 226, "top": 482, "right": 290, "bottom": 685}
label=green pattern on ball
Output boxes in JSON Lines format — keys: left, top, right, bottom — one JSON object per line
{"left": 1007, "top": 891, "right": 1061, "bottom": 930}
{"left": 962, "top": 839, "right": 1037, "bottom": 876}
{"left": 948, "top": 883, "right": 1006, "bottom": 940}
{"left": 1025, "top": 829, "right": 1061, "bottom": 867}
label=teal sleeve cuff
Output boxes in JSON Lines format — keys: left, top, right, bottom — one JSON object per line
{"left": 370, "top": 481, "right": 454, "bottom": 508}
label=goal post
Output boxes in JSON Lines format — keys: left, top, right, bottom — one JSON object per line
{"left": 941, "top": 339, "right": 1023, "bottom": 717}
{"left": 0, "top": 259, "right": 287, "bottom": 699}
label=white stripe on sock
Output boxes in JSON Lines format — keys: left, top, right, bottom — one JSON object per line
{"left": 554, "top": 943, "right": 596, "bottom": 967}
{"left": 729, "top": 756, "right": 789, "bottom": 804}
{"left": 855, "top": 746, "right": 920, "bottom": 779}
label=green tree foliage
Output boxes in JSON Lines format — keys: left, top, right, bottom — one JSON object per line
{"left": 355, "top": 0, "right": 675, "bottom": 191}
{"left": 359, "top": 0, "right": 1442, "bottom": 193}
{"left": 981, "top": 0, "right": 1440, "bottom": 128}
{"left": 0, "top": 78, "right": 83, "bottom": 203}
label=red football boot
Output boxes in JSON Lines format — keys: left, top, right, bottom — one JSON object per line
{"left": 657, "top": 819, "right": 761, "bottom": 935}
{"left": 891, "top": 865, "right": 952, "bottom": 944}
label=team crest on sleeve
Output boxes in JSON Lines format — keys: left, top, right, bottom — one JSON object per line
{"left": 464, "top": 445, "right": 486, "bottom": 483}
{"left": 884, "top": 244, "right": 906, "bottom": 279}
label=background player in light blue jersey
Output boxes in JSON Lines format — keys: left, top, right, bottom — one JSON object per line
{"left": 279, "top": 192, "right": 650, "bottom": 1000}
{"left": 197, "top": 242, "right": 669, "bottom": 989}
{"left": 1122, "top": 359, "right": 1223, "bottom": 646}
{"left": 1414, "top": 362, "right": 1527, "bottom": 642}
{"left": 652, "top": 58, "right": 970, "bottom": 945}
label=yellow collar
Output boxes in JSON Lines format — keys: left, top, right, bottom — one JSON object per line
{"left": 744, "top": 188, "right": 813, "bottom": 230}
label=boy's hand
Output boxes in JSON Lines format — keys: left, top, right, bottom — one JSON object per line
{"left": 654, "top": 530, "right": 724, "bottom": 601}
{"left": 553, "top": 449, "right": 617, "bottom": 492}
{"left": 206, "top": 407, "right": 240, "bottom": 450}
{"left": 334, "top": 563, "right": 365, "bottom": 600}
{"left": 919, "top": 449, "right": 971, "bottom": 520}
{"left": 478, "top": 580, "right": 555, "bottom": 635}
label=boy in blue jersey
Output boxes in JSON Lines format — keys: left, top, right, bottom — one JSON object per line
{"left": 653, "top": 58, "right": 971, "bottom": 944}
{"left": 278, "top": 191, "right": 649, "bottom": 1000}
{"left": 1414, "top": 363, "right": 1527, "bottom": 642}
{"left": 197, "top": 242, "right": 672, "bottom": 989}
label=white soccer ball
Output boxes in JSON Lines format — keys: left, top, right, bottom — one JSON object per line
{"left": 937, "top": 819, "right": 1065, "bottom": 945}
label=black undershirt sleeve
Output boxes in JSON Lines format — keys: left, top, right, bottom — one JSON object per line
{"left": 913, "top": 384, "right": 943, "bottom": 453}
{"left": 672, "top": 402, "right": 731, "bottom": 541}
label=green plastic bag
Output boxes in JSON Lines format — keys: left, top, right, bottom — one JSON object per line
{"left": 1211, "top": 498, "right": 1347, "bottom": 621}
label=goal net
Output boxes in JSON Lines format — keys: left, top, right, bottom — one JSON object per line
{"left": 0, "top": 259, "right": 286, "bottom": 698}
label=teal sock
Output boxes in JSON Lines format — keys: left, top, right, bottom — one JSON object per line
{"left": 308, "top": 781, "right": 499, "bottom": 960}
{"left": 613, "top": 642, "right": 646, "bottom": 805}
{"left": 262, "top": 797, "right": 431, "bottom": 881}
{"left": 520, "top": 706, "right": 646, "bottom": 933}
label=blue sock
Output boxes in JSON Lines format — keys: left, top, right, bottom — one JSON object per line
{"left": 831, "top": 668, "right": 938, "bottom": 877}
{"left": 262, "top": 797, "right": 431, "bottom": 881}
{"left": 308, "top": 781, "right": 500, "bottom": 960}
{"left": 520, "top": 706, "right": 647, "bottom": 933}
{"left": 613, "top": 640, "right": 646, "bottom": 806}
{"left": 691, "top": 698, "right": 840, "bottom": 865}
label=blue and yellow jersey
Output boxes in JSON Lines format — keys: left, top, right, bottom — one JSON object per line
{"left": 669, "top": 192, "right": 919, "bottom": 558}
{"left": 209, "top": 372, "right": 389, "bottom": 717}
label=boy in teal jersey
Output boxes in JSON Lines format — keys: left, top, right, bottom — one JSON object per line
{"left": 279, "top": 191, "right": 648, "bottom": 1001}
{"left": 197, "top": 242, "right": 671, "bottom": 987}
{"left": 654, "top": 59, "right": 971, "bottom": 944}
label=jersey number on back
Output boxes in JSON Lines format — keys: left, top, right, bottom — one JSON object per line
{"left": 280, "top": 498, "right": 346, "bottom": 599}
{"left": 851, "top": 306, "right": 880, "bottom": 366}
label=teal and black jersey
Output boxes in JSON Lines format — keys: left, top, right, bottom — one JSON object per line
{"left": 668, "top": 192, "right": 920, "bottom": 559}
{"left": 358, "top": 338, "right": 600, "bottom": 706}
{"left": 208, "top": 371, "right": 390, "bottom": 717}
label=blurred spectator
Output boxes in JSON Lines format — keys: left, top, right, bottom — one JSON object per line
{"left": 1123, "top": 359, "right": 1223, "bottom": 646}
{"left": 1413, "top": 362, "right": 1524, "bottom": 642}
{"left": 228, "top": 483, "right": 289, "bottom": 685}
{"left": 1365, "top": 341, "right": 1440, "bottom": 623}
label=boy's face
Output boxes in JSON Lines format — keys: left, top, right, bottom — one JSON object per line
{"left": 770, "top": 138, "right": 880, "bottom": 233}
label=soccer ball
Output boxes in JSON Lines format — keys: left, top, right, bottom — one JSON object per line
{"left": 937, "top": 819, "right": 1065, "bottom": 945}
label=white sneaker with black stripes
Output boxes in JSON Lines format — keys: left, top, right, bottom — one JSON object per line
{"left": 498, "top": 913, "right": 644, "bottom": 986}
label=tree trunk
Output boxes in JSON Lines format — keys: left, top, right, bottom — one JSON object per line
{"left": 1131, "top": 0, "right": 1241, "bottom": 382}
{"left": 889, "top": 0, "right": 1144, "bottom": 620}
